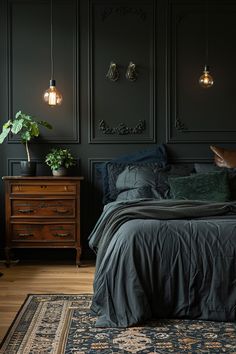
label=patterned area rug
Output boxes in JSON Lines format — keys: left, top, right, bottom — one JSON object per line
{"left": 1, "top": 294, "right": 236, "bottom": 354}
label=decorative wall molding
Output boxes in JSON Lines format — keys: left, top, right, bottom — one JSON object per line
{"left": 6, "top": 0, "right": 80, "bottom": 143}
{"left": 88, "top": 0, "right": 156, "bottom": 144}
{"left": 88, "top": 158, "right": 109, "bottom": 222}
{"left": 98, "top": 119, "right": 146, "bottom": 135}
{"left": 175, "top": 118, "right": 187, "bottom": 132}
{"left": 167, "top": 1, "right": 236, "bottom": 143}
{"left": 88, "top": 158, "right": 108, "bottom": 185}
{"left": 7, "top": 158, "right": 50, "bottom": 177}
{"left": 101, "top": 6, "right": 147, "bottom": 22}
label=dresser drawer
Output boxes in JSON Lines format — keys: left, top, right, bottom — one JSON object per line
{"left": 11, "top": 223, "right": 76, "bottom": 242}
{"left": 11, "top": 183, "right": 76, "bottom": 195}
{"left": 11, "top": 199, "right": 76, "bottom": 217}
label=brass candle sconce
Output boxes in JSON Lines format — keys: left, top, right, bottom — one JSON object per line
{"left": 106, "top": 62, "right": 120, "bottom": 82}
{"left": 125, "top": 61, "right": 137, "bottom": 81}
{"left": 106, "top": 61, "right": 138, "bottom": 82}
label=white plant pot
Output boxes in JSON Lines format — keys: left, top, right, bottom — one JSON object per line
{"left": 52, "top": 167, "right": 67, "bottom": 177}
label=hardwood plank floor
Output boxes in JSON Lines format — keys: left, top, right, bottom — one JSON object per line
{"left": 0, "top": 261, "right": 95, "bottom": 343}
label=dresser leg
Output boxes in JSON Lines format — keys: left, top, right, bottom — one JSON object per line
{"left": 75, "top": 247, "right": 81, "bottom": 267}
{"left": 5, "top": 247, "right": 11, "bottom": 267}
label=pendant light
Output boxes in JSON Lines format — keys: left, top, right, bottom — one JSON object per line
{"left": 43, "top": 0, "right": 62, "bottom": 106}
{"left": 199, "top": 0, "right": 214, "bottom": 88}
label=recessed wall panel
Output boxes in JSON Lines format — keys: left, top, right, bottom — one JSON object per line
{"left": 168, "top": 1, "right": 236, "bottom": 143}
{"left": 8, "top": 0, "right": 79, "bottom": 142}
{"left": 89, "top": 0, "right": 156, "bottom": 143}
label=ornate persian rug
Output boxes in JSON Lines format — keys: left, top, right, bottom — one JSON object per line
{"left": 1, "top": 294, "right": 236, "bottom": 354}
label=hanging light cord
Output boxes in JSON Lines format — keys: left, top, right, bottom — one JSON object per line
{"left": 50, "top": 0, "right": 54, "bottom": 81}
{"left": 205, "top": 0, "right": 209, "bottom": 65}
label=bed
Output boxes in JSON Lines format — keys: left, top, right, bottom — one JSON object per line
{"left": 89, "top": 146, "right": 236, "bottom": 327}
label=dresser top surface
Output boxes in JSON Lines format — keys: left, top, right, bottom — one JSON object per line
{"left": 2, "top": 176, "right": 84, "bottom": 181}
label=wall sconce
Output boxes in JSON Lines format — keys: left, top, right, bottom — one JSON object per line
{"left": 106, "top": 62, "right": 119, "bottom": 82}
{"left": 125, "top": 61, "right": 137, "bottom": 82}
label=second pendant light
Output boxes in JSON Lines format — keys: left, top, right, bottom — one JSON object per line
{"left": 199, "top": 0, "right": 214, "bottom": 88}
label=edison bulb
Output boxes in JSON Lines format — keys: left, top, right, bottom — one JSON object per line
{"left": 43, "top": 80, "right": 62, "bottom": 106}
{"left": 199, "top": 65, "right": 214, "bottom": 88}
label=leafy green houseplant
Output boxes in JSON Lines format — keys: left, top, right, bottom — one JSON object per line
{"left": 0, "top": 111, "right": 52, "bottom": 175}
{"left": 45, "top": 148, "right": 76, "bottom": 176}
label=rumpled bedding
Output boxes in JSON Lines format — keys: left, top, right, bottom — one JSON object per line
{"left": 89, "top": 199, "right": 236, "bottom": 327}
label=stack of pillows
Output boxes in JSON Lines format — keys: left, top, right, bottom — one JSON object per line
{"left": 98, "top": 144, "right": 236, "bottom": 204}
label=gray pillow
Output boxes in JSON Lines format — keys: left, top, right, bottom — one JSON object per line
{"left": 116, "top": 186, "right": 155, "bottom": 201}
{"left": 115, "top": 165, "right": 160, "bottom": 200}
{"left": 194, "top": 163, "right": 221, "bottom": 173}
{"left": 106, "top": 162, "right": 161, "bottom": 202}
{"left": 169, "top": 171, "right": 230, "bottom": 202}
{"left": 100, "top": 145, "right": 167, "bottom": 204}
{"left": 116, "top": 165, "right": 157, "bottom": 190}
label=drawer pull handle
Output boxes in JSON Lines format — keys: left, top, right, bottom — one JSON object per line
{"left": 18, "top": 209, "right": 34, "bottom": 213}
{"left": 18, "top": 233, "right": 34, "bottom": 237}
{"left": 55, "top": 209, "right": 69, "bottom": 214}
{"left": 53, "top": 233, "right": 70, "bottom": 237}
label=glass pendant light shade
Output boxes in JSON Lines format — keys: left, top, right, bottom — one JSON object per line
{"left": 43, "top": 79, "right": 62, "bottom": 106}
{"left": 199, "top": 65, "right": 214, "bottom": 88}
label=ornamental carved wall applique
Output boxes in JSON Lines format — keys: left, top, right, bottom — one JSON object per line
{"left": 101, "top": 7, "right": 146, "bottom": 22}
{"left": 98, "top": 119, "right": 146, "bottom": 135}
{"left": 175, "top": 118, "right": 188, "bottom": 132}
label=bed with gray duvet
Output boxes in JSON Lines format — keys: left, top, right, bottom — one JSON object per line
{"left": 89, "top": 199, "right": 236, "bottom": 327}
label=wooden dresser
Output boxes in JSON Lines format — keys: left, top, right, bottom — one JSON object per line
{"left": 2, "top": 176, "right": 83, "bottom": 266}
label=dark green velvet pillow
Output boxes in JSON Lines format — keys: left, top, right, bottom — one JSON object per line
{"left": 169, "top": 171, "right": 230, "bottom": 202}
{"left": 194, "top": 163, "right": 236, "bottom": 201}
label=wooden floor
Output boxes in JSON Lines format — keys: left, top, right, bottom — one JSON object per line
{"left": 0, "top": 261, "right": 95, "bottom": 343}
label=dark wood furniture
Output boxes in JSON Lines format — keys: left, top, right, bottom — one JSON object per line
{"left": 2, "top": 176, "right": 83, "bottom": 266}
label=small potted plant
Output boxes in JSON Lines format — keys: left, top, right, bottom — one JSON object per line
{"left": 45, "top": 148, "right": 76, "bottom": 176}
{"left": 0, "top": 110, "right": 52, "bottom": 176}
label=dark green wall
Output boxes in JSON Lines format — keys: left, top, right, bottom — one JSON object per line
{"left": 1, "top": 0, "right": 236, "bottom": 260}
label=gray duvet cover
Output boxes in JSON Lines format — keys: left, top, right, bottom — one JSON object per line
{"left": 88, "top": 199, "right": 236, "bottom": 327}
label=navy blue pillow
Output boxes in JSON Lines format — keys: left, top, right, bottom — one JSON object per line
{"left": 111, "top": 145, "right": 167, "bottom": 164}
{"left": 98, "top": 145, "right": 167, "bottom": 204}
